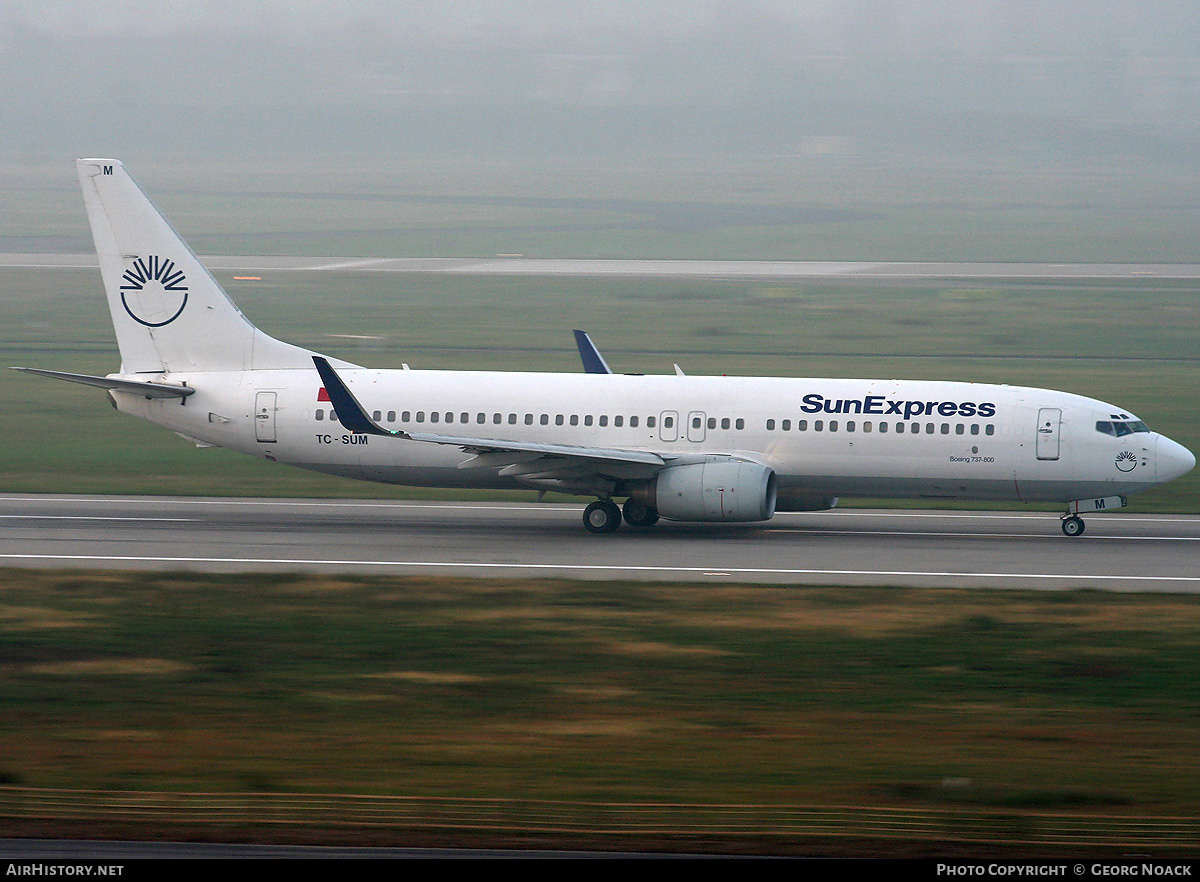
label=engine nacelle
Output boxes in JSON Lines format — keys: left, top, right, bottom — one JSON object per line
{"left": 775, "top": 492, "right": 839, "bottom": 512}
{"left": 652, "top": 460, "right": 777, "bottom": 522}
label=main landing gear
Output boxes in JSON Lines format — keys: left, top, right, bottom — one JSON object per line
{"left": 582, "top": 499, "right": 660, "bottom": 533}
{"left": 583, "top": 500, "right": 621, "bottom": 534}
{"left": 1060, "top": 515, "right": 1086, "bottom": 537}
{"left": 621, "top": 498, "right": 660, "bottom": 528}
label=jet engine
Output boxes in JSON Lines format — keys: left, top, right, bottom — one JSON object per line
{"left": 644, "top": 460, "right": 777, "bottom": 522}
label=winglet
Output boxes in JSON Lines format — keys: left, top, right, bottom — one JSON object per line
{"left": 572, "top": 329, "right": 613, "bottom": 374}
{"left": 312, "top": 356, "right": 397, "bottom": 436}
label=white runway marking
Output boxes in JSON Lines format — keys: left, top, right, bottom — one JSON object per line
{"left": 2, "top": 553, "right": 1198, "bottom": 585}
{"left": 768, "top": 528, "right": 1200, "bottom": 541}
{"left": 0, "top": 516, "right": 199, "bottom": 523}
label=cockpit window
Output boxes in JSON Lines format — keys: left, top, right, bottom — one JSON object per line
{"left": 1097, "top": 420, "right": 1150, "bottom": 437}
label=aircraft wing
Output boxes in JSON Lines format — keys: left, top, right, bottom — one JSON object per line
{"left": 12, "top": 367, "right": 196, "bottom": 399}
{"left": 313, "top": 357, "right": 666, "bottom": 477}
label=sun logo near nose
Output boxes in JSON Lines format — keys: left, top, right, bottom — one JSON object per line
{"left": 1115, "top": 450, "right": 1137, "bottom": 472}
{"left": 119, "top": 255, "right": 189, "bottom": 327}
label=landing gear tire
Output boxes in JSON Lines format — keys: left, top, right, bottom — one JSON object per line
{"left": 583, "top": 500, "right": 622, "bottom": 534}
{"left": 622, "top": 499, "right": 660, "bottom": 528}
{"left": 1061, "top": 515, "right": 1086, "bottom": 537}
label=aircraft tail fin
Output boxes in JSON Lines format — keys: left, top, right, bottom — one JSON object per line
{"left": 76, "top": 159, "right": 313, "bottom": 374}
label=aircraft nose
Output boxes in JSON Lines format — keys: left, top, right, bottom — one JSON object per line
{"left": 1156, "top": 435, "right": 1196, "bottom": 483}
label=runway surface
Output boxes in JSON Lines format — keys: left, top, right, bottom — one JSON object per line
{"left": 5, "top": 254, "right": 1200, "bottom": 280}
{"left": 2, "top": 495, "right": 1197, "bottom": 591}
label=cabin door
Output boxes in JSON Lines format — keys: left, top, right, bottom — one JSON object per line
{"left": 1036, "top": 407, "right": 1061, "bottom": 460}
{"left": 255, "top": 391, "right": 278, "bottom": 443}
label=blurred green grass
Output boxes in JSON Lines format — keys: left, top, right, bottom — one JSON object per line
{"left": 2, "top": 571, "right": 1199, "bottom": 811}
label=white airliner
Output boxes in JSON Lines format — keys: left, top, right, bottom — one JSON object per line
{"left": 16, "top": 159, "right": 1195, "bottom": 536}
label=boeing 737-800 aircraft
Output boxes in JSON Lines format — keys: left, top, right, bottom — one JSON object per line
{"left": 17, "top": 160, "right": 1195, "bottom": 535}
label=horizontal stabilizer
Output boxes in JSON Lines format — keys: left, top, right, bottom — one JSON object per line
{"left": 12, "top": 367, "right": 195, "bottom": 399}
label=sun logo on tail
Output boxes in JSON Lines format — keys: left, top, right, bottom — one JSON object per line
{"left": 119, "top": 255, "right": 189, "bottom": 327}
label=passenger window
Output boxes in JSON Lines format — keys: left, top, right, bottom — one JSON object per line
{"left": 615, "top": 415, "right": 623, "bottom": 427}
{"left": 846, "top": 421, "right": 855, "bottom": 432}
{"left": 445, "top": 412, "right": 453, "bottom": 423}
{"left": 555, "top": 414, "right": 564, "bottom": 426}
{"left": 970, "top": 424, "right": 979, "bottom": 435}
{"left": 985, "top": 425, "right": 995, "bottom": 436}
{"left": 508, "top": 413, "right": 517, "bottom": 424}
{"left": 647, "top": 416, "right": 656, "bottom": 428}
{"left": 630, "top": 416, "right": 638, "bottom": 428}
{"left": 692, "top": 416, "right": 702, "bottom": 429}
{"left": 431, "top": 412, "right": 440, "bottom": 423}
{"left": 781, "top": 419, "right": 790, "bottom": 431}
{"left": 493, "top": 413, "right": 502, "bottom": 424}
{"left": 571, "top": 415, "right": 580, "bottom": 426}
{"left": 955, "top": 424, "right": 964, "bottom": 435}
{"left": 315, "top": 409, "right": 324, "bottom": 421}
{"left": 664, "top": 416, "right": 674, "bottom": 428}
{"left": 372, "top": 410, "right": 381, "bottom": 421}
{"left": 477, "top": 413, "right": 486, "bottom": 424}
{"left": 330, "top": 411, "right": 339, "bottom": 423}
{"left": 735, "top": 418, "right": 745, "bottom": 430}
{"left": 830, "top": 420, "right": 838, "bottom": 432}
{"left": 388, "top": 411, "right": 396, "bottom": 422}
{"left": 540, "top": 414, "right": 549, "bottom": 425}
{"left": 460, "top": 412, "right": 469, "bottom": 423}
{"left": 766, "top": 419, "right": 775, "bottom": 430}
{"left": 879, "top": 421, "right": 887, "bottom": 433}
{"left": 798, "top": 420, "right": 807, "bottom": 431}
{"left": 926, "top": 423, "right": 935, "bottom": 434}
{"left": 525, "top": 414, "right": 534, "bottom": 425}
{"left": 707, "top": 417, "right": 716, "bottom": 429}
{"left": 402, "top": 411, "right": 411, "bottom": 422}
{"left": 599, "top": 415, "right": 608, "bottom": 427}
{"left": 863, "top": 421, "right": 872, "bottom": 433}
{"left": 940, "top": 423, "right": 949, "bottom": 434}
{"left": 815, "top": 420, "right": 824, "bottom": 432}
{"left": 585, "top": 415, "right": 593, "bottom": 426}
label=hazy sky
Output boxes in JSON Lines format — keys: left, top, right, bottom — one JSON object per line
{"left": 2, "top": 1, "right": 1198, "bottom": 161}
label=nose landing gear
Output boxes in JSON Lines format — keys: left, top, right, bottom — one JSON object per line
{"left": 1060, "top": 495, "right": 1126, "bottom": 537}
{"left": 1060, "top": 515, "right": 1086, "bottom": 537}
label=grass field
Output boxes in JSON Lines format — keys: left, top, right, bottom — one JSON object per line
{"left": 1, "top": 570, "right": 1199, "bottom": 851}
